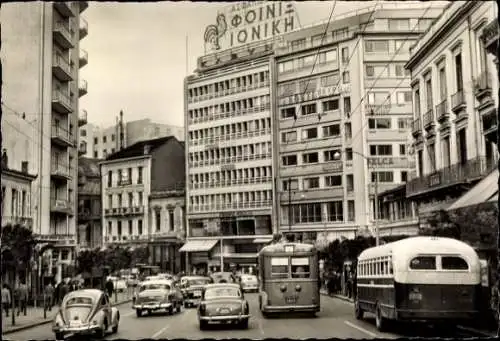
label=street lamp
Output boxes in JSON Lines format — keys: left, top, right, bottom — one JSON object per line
{"left": 333, "top": 150, "right": 380, "bottom": 246}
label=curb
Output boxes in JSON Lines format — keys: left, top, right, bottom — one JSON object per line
{"left": 2, "top": 299, "right": 133, "bottom": 336}
{"left": 320, "top": 291, "right": 354, "bottom": 303}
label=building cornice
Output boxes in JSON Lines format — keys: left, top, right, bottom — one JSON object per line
{"left": 406, "top": 1, "right": 478, "bottom": 70}
{"left": 1, "top": 168, "right": 37, "bottom": 182}
{"left": 99, "top": 155, "right": 151, "bottom": 166}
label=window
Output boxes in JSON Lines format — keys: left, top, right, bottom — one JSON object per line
{"left": 368, "top": 118, "right": 391, "bottom": 129}
{"left": 324, "top": 149, "right": 340, "bottom": 162}
{"left": 371, "top": 171, "right": 394, "bottom": 183}
{"left": 397, "top": 91, "right": 412, "bottom": 105}
{"left": 394, "top": 64, "right": 410, "bottom": 77}
{"left": 401, "top": 171, "right": 408, "bottom": 182}
{"left": 296, "top": 203, "right": 322, "bottom": 223}
{"left": 342, "top": 71, "right": 350, "bottom": 83}
{"left": 325, "top": 175, "right": 342, "bottom": 187}
{"left": 80, "top": 129, "right": 86, "bottom": 137}
{"left": 442, "top": 136, "right": 451, "bottom": 168}
{"left": 291, "top": 38, "right": 306, "bottom": 50}
{"left": 283, "top": 179, "right": 299, "bottom": 191}
{"left": 345, "top": 148, "right": 353, "bottom": 160}
{"left": 94, "top": 137, "right": 98, "bottom": 144}
{"left": 346, "top": 174, "right": 354, "bottom": 191}
{"left": 138, "top": 192, "right": 143, "bottom": 205}
{"left": 103, "top": 136, "right": 107, "bottom": 143}
{"left": 297, "top": 55, "right": 315, "bottom": 69}
{"left": 128, "top": 192, "right": 133, "bottom": 206}
{"left": 389, "top": 19, "right": 410, "bottom": 30}
{"left": 117, "top": 221, "right": 122, "bottom": 236}
{"left": 107, "top": 171, "right": 112, "bottom": 187}
{"left": 301, "top": 103, "right": 316, "bottom": 116}
{"left": 441, "top": 256, "right": 468, "bottom": 270}
{"left": 425, "top": 76, "right": 433, "bottom": 111}
{"left": 155, "top": 210, "right": 161, "bottom": 232}
{"left": 137, "top": 167, "right": 143, "bottom": 184}
{"left": 279, "top": 83, "right": 296, "bottom": 97}
{"left": 282, "top": 131, "right": 297, "bottom": 143}
{"left": 278, "top": 60, "right": 294, "bottom": 73}
{"left": 369, "top": 145, "right": 392, "bottom": 156}
{"left": 341, "top": 47, "right": 349, "bottom": 63}
{"left": 327, "top": 201, "right": 343, "bottom": 222}
{"left": 365, "top": 64, "right": 388, "bottom": 78}
{"left": 398, "top": 117, "right": 412, "bottom": 129}
{"left": 323, "top": 124, "right": 340, "bottom": 137}
{"left": 322, "top": 99, "right": 339, "bottom": 112}
{"left": 108, "top": 195, "right": 112, "bottom": 208}
{"left": 128, "top": 168, "right": 132, "bottom": 182}
{"left": 282, "top": 155, "right": 297, "bottom": 166}
{"left": 333, "top": 27, "right": 349, "bottom": 40}
{"left": 344, "top": 97, "right": 351, "bottom": 116}
{"left": 365, "top": 40, "right": 389, "bottom": 53}
{"left": 107, "top": 221, "right": 112, "bottom": 235}
{"left": 414, "top": 87, "right": 421, "bottom": 116}
{"left": 291, "top": 257, "right": 310, "bottom": 278}
{"left": 409, "top": 256, "right": 436, "bottom": 270}
{"left": 302, "top": 152, "right": 318, "bottom": 164}
{"left": 103, "top": 150, "right": 107, "bottom": 158}
{"left": 368, "top": 92, "right": 391, "bottom": 105}
{"left": 138, "top": 220, "right": 143, "bottom": 235}
{"left": 348, "top": 200, "right": 355, "bottom": 221}
{"left": 438, "top": 66, "right": 447, "bottom": 100}
{"left": 418, "top": 18, "right": 434, "bottom": 30}
{"left": 303, "top": 177, "right": 320, "bottom": 189}
{"left": 320, "top": 73, "right": 339, "bottom": 87}
{"left": 94, "top": 151, "right": 98, "bottom": 158}
{"left": 319, "top": 49, "right": 337, "bottom": 64}
{"left": 399, "top": 144, "right": 406, "bottom": 155}
{"left": 395, "top": 40, "right": 413, "bottom": 53}
{"left": 111, "top": 148, "right": 115, "bottom": 154}
{"left": 311, "top": 34, "right": 324, "bottom": 47}
{"left": 128, "top": 220, "right": 133, "bottom": 235}
{"left": 271, "top": 257, "right": 289, "bottom": 279}
{"left": 302, "top": 127, "right": 317, "bottom": 140}
{"left": 111, "top": 134, "right": 115, "bottom": 141}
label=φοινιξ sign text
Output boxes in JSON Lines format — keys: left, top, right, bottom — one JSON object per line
{"left": 204, "top": 1, "right": 299, "bottom": 53}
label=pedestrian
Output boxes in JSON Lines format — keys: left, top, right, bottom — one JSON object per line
{"left": 44, "top": 282, "right": 55, "bottom": 311}
{"left": 16, "top": 281, "right": 28, "bottom": 316}
{"left": 2, "top": 284, "right": 11, "bottom": 317}
{"left": 105, "top": 278, "right": 114, "bottom": 297}
{"left": 59, "top": 281, "right": 69, "bottom": 305}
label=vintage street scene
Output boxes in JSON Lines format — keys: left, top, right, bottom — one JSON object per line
{"left": 1, "top": 1, "right": 498, "bottom": 340}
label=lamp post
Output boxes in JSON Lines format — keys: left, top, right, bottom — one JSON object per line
{"left": 333, "top": 150, "right": 380, "bottom": 246}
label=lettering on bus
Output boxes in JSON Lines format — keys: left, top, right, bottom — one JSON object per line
{"left": 204, "top": 2, "right": 299, "bottom": 52}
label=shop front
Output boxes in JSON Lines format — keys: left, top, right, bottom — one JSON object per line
{"left": 150, "top": 238, "right": 184, "bottom": 274}
{"left": 179, "top": 239, "right": 219, "bottom": 275}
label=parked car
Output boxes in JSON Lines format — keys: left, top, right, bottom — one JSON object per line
{"left": 107, "top": 276, "right": 127, "bottom": 293}
{"left": 52, "top": 289, "right": 120, "bottom": 339}
{"left": 180, "top": 276, "right": 213, "bottom": 308}
{"left": 239, "top": 275, "right": 259, "bottom": 293}
{"left": 132, "top": 279, "right": 183, "bottom": 317}
{"left": 198, "top": 283, "right": 250, "bottom": 330}
{"left": 209, "top": 272, "right": 237, "bottom": 284}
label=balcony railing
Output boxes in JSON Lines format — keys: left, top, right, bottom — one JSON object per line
{"left": 118, "top": 179, "right": 132, "bottom": 186}
{"left": 481, "top": 19, "right": 499, "bottom": 49}
{"left": 79, "top": 49, "right": 88, "bottom": 68}
{"left": 406, "top": 156, "right": 496, "bottom": 197}
{"left": 78, "top": 110, "right": 88, "bottom": 127}
{"left": 51, "top": 162, "right": 71, "bottom": 179}
{"left": 53, "top": 21, "right": 74, "bottom": 49}
{"left": 411, "top": 117, "right": 421, "bottom": 136}
{"left": 189, "top": 200, "right": 272, "bottom": 213}
{"left": 188, "top": 81, "right": 270, "bottom": 104}
{"left": 79, "top": 17, "right": 88, "bottom": 39}
{"left": 189, "top": 176, "right": 272, "bottom": 190}
{"left": 474, "top": 71, "right": 493, "bottom": 99}
{"left": 451, "top": 89, "right": 466, "bottom": 112}
{"left": 50, "top": 197, "right": 74, "bottom": 215}
{"left": 52, "top": 89, "right": 72, "bottom": 114}
{"left": 79, "top": 79, "right": 88, "bottom": 97}
{"left": 52, "top": 53, "right": 73, "bottom": 81}
{"left": 435, "top": 99, "right": 449, "bottom": 122}
{"left": 189, "top": 152, "right": 271, "bottom": 168}
{"left": 189, "top": 103, "right": 270, "bottom": 125}
{"left": 104, "top": 206, "right": 145, "bottom": 217}
{"left": 423, "top": 108, "right": 435, "bottom": 128}
{"left": 2, "top": 216, "right": 33, "bottom": 228}
{"left": 34, "top": 233, "right": 76, "bottom": 244}
{"left": 190, "top": 128, "right": 271, "bottom": 146}
{"left": 51, "top": 124, "right": 72, "bottom": 146}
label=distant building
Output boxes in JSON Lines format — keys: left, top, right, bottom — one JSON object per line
{"left": 80, "top": 116, "right": 184, "bottom": 159}
{"left": 77, "top": 157, "right": 102, "bottom": 249}
{"left": 100, "top": 136, "right": 185, "bottom": 247}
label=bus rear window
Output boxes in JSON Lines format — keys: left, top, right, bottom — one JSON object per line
{"left": 441, "top": 256, "right": 469, "bottom": 270}
{"left": 409, "top": 256, "right": 436, "bottom": 270}
{"left": 271, "top": 257, "right": 288, "bottom": 278}
{"left": 291, "top": 257, "right": 310, "bottom": 278}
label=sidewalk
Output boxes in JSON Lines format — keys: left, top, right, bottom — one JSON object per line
{"left": 2, "top": 290, "right": 133, "bottom": 335}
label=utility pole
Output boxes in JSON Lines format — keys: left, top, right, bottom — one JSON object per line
{"left": 374, "top": 173, "right": 380, "bottom": 246}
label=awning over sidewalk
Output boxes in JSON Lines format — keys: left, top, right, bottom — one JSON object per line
{"left": 447, "top": 168, "right": 499, "bottom": 211}
{"left": 179, "top": 239, "right": 218, "bottom": 252}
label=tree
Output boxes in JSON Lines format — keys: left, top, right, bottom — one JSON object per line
{"left": 130, "top": 246, "right": 149, "bottom": 266}
{"left": 1, "top": 224, "right": 36, "bottom": 274}
{"left": 76, "top": 249, "right": 101, "bottom": 274}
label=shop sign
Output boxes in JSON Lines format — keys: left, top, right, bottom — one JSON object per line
{"left": 204, "top": 2, "right": 298, "bottom": 53}
{"left": 279, "top": 84, "right": 351, "bottom": 106}
{"left": 368, "top": 157, "right": 394, "bottom": 167}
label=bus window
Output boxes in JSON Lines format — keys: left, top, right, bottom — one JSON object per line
{"left": 381, "top": 261, "right": 386, "bottom": 275}
{"left": 388, "top": 261, "right": 393, "bottom": 274}
{"left": 291, "top": 257, "right": 310, "bottom": 278}
{"left": 441, "top": 256, "right": 469, "bottom": 270}
{"left": 271, "top": 257, "right": 289, "bottom": 279}
{"left": 409, "top": 256, "right": 436, "bottom": 270}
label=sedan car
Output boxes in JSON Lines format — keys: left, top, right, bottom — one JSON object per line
{"left": 180, "top": 276, "right": 213, "bottom": 308}
{"left": 132, "top": 279, "right": 183, "bottom": 317}
{"left": 198, "top": 283, "right": 250, "bottom": 330}
{"left": 239, "top": 275, "right": 259, "bottom": 293}
{"left": 210, "top": 272, "right": 237, "bottom": 284}
{"left": 52, "top": 289, "right": 120, "bottom": 340}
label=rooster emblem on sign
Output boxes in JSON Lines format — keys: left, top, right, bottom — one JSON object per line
{"left": 204, "top": 13, "right": 227, "bottom": 51}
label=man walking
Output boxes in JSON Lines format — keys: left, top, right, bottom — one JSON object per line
{"left": 44, "top": 282, "right": 55, "bottom": 311}
{"left": 2, "top": 284, "right": 11, "bottom": 317}
{"left": 16, "top": 281, "right": 28, "bottom": 316}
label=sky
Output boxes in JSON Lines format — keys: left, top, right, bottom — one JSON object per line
{"left": 79, "top": 1, "right": 401, "bottom": 128}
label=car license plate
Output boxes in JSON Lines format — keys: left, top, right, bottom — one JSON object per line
{"left": 409, "top": 292, "right": 422, "bottom": 300}
{"left": 219, "top": 308, "right": 230, "bottom": 314}
{"left": 193, "top": 291, "right": 201, "bottom": 297}
{"left": 285, "top": 296, "right": 297, "bottom": 304}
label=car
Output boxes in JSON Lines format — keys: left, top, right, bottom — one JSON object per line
{"left": 209, "top": 272, "right": 237, "bottom": 284}
{"left": 52, "top": 289, "right": 120, "bottom": 340}
{"left": 132, "top": 279, "right": 183, "bottom": 317}
{"left": 239, "top": 275, "right": 259, "bottom": 293}
{"left": 198, "top": 283, "right": 250, "bottom": 330}
{"left": 107, "top": 276, "right": 127, "bottom": 292}
{"left": 180, "top": 276, "right": 213, "bottom": 308}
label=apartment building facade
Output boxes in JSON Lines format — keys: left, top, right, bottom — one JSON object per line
{"left": 1, "top": 1, "right": 89, "bottom": 283}
{"left": 406, "top": 0, "right": 498, "bottom": 227}
{"left": 77, "top": 157, "right": 102, "bottom": 249}
{"left": 100, "top": 136, "right": 185, "bottom": 247}
{"left": 274, "top": 3, "right": 445, "bottom": 243}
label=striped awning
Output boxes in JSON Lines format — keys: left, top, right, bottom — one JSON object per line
{"left": 179, "top": 239, "right": 218, "bottom": 252}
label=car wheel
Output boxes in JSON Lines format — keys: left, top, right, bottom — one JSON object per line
{"left": 168, "top": 306, "right": 174, "bottom": 315}
{"left": 136, "top": 309, "right": 143, "bottom": 317}
{"left": 55, "top": 332, "right": 64, "bottom": 340}
{"left": 239, "top": 318, "right": 249, "bottom": 329}
{"left": 199, "top": 320, "right": 208, "bottom": 330}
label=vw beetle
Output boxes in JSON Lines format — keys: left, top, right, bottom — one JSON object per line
{"left": 52, "top": 289, "right": 120, "bottom": 339}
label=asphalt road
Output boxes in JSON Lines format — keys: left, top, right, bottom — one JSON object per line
{"left": 2, "top": 294, "right": 486, "bottom": 340}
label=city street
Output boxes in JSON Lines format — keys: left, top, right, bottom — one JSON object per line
{"left": 2, "top": 294, "right": 487, "bottom": 340}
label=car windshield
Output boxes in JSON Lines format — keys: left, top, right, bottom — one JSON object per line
{"left": 66, "top": 297, "right": 93, "bottom": 306}
{"left": 204, "top": 287, "right": 241, "bottom": 300}
{"left": 188, "top": 279, "right": 210, "bottom": 286}
{"left": 140, "top": 284, "right": 171, "bottom": 291}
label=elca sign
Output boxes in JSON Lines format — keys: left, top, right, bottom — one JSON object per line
{"left": 204, "top": 1, "right": 299, "bottom": 52}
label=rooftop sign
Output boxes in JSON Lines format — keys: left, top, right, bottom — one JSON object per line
{"left": 204, "top": 1, "right": 299, "bottom": 53}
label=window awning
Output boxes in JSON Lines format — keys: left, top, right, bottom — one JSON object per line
{"left": 447, "top": 168, "right": 499, "bottom": 211}
{"left": 179, "top": 239, "right": 218, "bottom": 252}
{"left": 253, "top": 237, "right": 273, "bottom": 244}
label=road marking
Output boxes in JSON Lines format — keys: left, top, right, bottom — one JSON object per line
{"left": 151, "top": 325, "right": 169, "bottom": 338}
{"left": 344, "top": 321, "right": 378, "bottom": 338}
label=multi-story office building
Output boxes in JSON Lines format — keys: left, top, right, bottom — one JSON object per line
{"left": 274, "top": 3, "right": 446, "bottom": 242}
{"left": 184, "top": 41, "right": 275, "bottom": 273}
{"left": 405, "top": 0, "right": 498, "bottom": 227}
{"left": 77, "top": 157, "right": 102, "bottom": 249}
{"left": 100, "top": 136, "right": 185, "bottom": 247}
{"left": 80, "top": 117, "right": 184, "bottom": 159}
{"left": 1, "top": 1, "right": 89, "bottom": 283}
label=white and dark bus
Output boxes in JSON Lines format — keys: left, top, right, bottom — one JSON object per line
{"left": 355, "top": 236, "right": 481, "bottom": 331}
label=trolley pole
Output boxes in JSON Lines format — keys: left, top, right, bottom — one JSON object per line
{"left": 374, "top": 176, "right": 380, "bottom": 246}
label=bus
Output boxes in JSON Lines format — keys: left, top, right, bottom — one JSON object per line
{"left": 355, "top": 236, "right": 481, "bottom": 331}
{"left": 258, "top": 241, "right": 320, "bottom": 317}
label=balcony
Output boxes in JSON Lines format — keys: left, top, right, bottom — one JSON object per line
{"left": 51, "top": 162, "right": 72, "bottom": 181}
{"left": 78, "top": 208, "right": 100, "bottom": 220}
{"left": 78, "top": 110, "right": 88, "bottom": 127}
{"left": 435, "top": 99, "right": 449, "bottom": 122}
{"left": 79, "top": 17, "right": 88, "bottom": 39}
{"left": 53, "top": 2, "right": 74, "bottom": 18}
{"left": 482, "top": 109, "right": 498, "bottom": 143}
{"left": 189, "top": 201, "right": 272, "bottom": 213}
{"left": 50, "top": 197, "right": 74, "bottom": 215}
{"left": 474, "top": 71, "right": 493, "bottom": 101}
{"left": 52, "top": 89, "right": 72, "bottom": 114}
{"left": 79, "top": 141, "right": 87, "bottom": 156}
{"left": 118, "top": 179, "right": 132, "bottom": 186}
{"left": 79, "top": 79, "right": 88, "bottom": 97}
{"left": 423, "top": 109, "right": 435, "bottom": 130}
{"left": 79, "top": 1, "right": 89, "bottom": 13}
{"left": 189, "top": 176, "right": 272, "bottom": 190}
{"left": 53, "top": 21, "right": 74, "bottom": 49}
{"left": 104, "top": 206, "right": 145, "bottom": 217}
{"left": 51, "top": 124, "right": 73, "bottom": 147}
{"left": 52, "top": 54, "right": 73, "bottom": 81}
{"left": 406, "top": 156, "right": 496, "bottom": 198}
{"left": 2, "top": 216, "right": 33, "bottom": 229}
{"left": 79, "top": 49, "right": 88, "bottom": 68}
{"left": 451, "top": 89, "right": 466, "bottom": 113}
{"left": 34, "top": 233, "right": 76, "bottom": 245}
{"left": 411, "top": 117, "right": 421, "bottom": 137}
{"left": 481, "top": 19, "right": 498, "bottom": 54}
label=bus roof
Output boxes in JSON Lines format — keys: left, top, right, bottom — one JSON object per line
{"left": 357, "top": 236, "right": 478, "bottom": 262}
{"left": 259, "top": 242, "right": 316, "bottom": 255}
